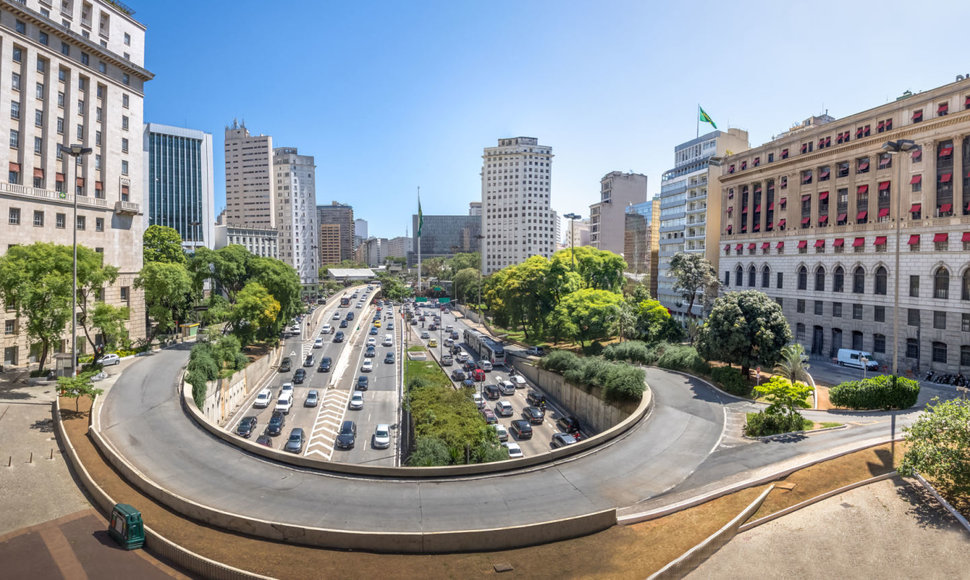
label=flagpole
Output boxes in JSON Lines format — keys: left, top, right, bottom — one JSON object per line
{"left": 417, "top": 186, "right": 422, "bottom": 295}
{"left": 696, "top": 103, "right": 699, "bottom": 139}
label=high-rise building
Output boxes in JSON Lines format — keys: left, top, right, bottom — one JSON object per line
{"left": 658, "top": 129, "right": 750, "bottom": 318}
{"left": 468, "top": 201, "right": 481, "bottom": 216}
{"left": 144, "top": 123, "right": 214, "bottom": 251}
{"left": 274, "top": 147, "right": 318, "bottom": 287}
{"left": 354, "top": 218, "right": 368, "bottom": 248}
{"left": 563, "top": 217, "right": 590, "bottom": 248}
{"left": 1, "top": 0, "right": 153, "bottom": 367}
{"left": 224, "top": 120, "right": 274, "bottom": 229}
{"left": 316, "top": 202, "right": 353, "bottom": 264}
{"left": 386, "top": 236, "right": 410, "bottom": 259}
{"left": 590, "top": 171, "right": 648, "bottom": 255}
{"left": 719, "top": 78, "right": 970, "bottom": 376}
{"left": 481, "top": 137, "right": 555, "bottom": 274}
{"left": 408, "top": 214, "right": 481, "bottom": 266}
{"left": 624, "top": 199, "right": 661, "bottom": 297}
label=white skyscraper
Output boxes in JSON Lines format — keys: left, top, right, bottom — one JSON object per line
{"left": 273, "top": 147, "right": 318, "bottom": 287}
{"left": 481, "top": 137, "right": 555, "bottom": 274}
{"left": 224, "top": 120, "right": 274, "bottom": 229}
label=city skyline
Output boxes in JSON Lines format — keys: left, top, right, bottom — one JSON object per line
{"left": 136, "top": 0, "right": 970, "bottom": 238}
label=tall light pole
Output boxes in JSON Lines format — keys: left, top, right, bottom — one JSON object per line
{"left": 882, "top": 139, "right": 916, "bottom": 377}
{"left": 60, "top": 144, "right": 93, "bottom": 376}
{"left": 475, "top": 234, "right": 485, "bottom": 323}
{"left": 564, "top": 213, "right": 581, "bottom": 269}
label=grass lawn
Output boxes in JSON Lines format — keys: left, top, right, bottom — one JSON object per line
{"left": 405, "top": 358, "right": 452, "bottom": 389}
{"left": 407, "top": 345, "right": 425, "bottom": 352}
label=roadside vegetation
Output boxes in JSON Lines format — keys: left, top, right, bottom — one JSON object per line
{"left": 829, "top": 375, "right": 920, "bottom": 410}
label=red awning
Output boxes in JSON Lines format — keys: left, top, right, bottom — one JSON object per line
{"left": 820, "top": 167, "right": 830, "bottom": 177}
{"left": 912, "top": 110, "right": 923, "bottom": 121}
{"left": 962, "top": 232, "right": 970, "bottom": 242}
{"left": 819, "top": 215, "right": 828, "bottom": 223}
{"left": 76, "top": 177, "right": 84, "bottom": 186}
{"left": 878, "top": 208, "right": 890, "bottom": 218}
{"left": 802, "top": 194, "right": 811, "bottom": 201}
{"left": 940, "top": 173, "right": 952, "bottom": 183}
{"left": 767, "top": 222, "right": 773, "bottom": 229}
{"left": 938, "top": 103, "right": 949, "bottom": 113}
{"left": 776, "top": 241, "right": 785, "bottom": 249}
{"left": 726, "top": 206, "right": 733, "bottom": 213}
{"left": 852, "top": 237, "right": 865, "bottom": 247}
{"left": 797, "top": 240, "right": 808, "bottom": 249}
{"left": 877, "top": 121, "right": 885, "bottom": 130}
{"left": 33, "top": 168, "right": 44, "bottom": 178}
{"left": 95, "top": 181, "right": 103, "bottom": 190}
{"left": 777, "top": 219, "right": 786, "bottom": 227}
{"left": 726, "top": 224, "right": 733, "bottom": 232}
{"left": 819, "top": 191, "right": 829, "bottom": 200}
{"left": 878, "top": 181, "right": 890, "bottom": 191}
{"left": 933, "top": 233, "right": 948, "bottom": 243}
{"left": 768, "top": 202, "right": 774, "bottom": 210}
{"left": 755, "top": 205, "right": 761, "bottom": 212}
{"left": 910, "top": 203, "right": 921, "bottom": 213}
{"left": 724, "top": 244, "right": 731, "bottom": 252}
{"left": 779, "top": 197, "right": 787, "bottom": 205}
{"left": 8, "top": 162, "right": 20, "bottom": 172}
{"left": 874, "top": 236, "right": 887, "bottom": 246}
{"left": 856, "top": 211, "right": 868, "bottom": 220}
{"left": 940, "top": 203, "right": 952, "bottom": 213}
{"left": 858, "top": 160, "right": 870, "bottom": 170}
{"left": 909, "top": 174, "right": 922, "bottom": 184}
{"left": 940, "top": 146, "right": 953, "bottom": 157}
{"left": 837, "top": 213, "right": 847, "bottom": 221}
{"left": 912, "top": 149, "right": 922, "bottom": 160}
{"left": 833, "top": 238, "right": 845, "bottom": 247}
{"left": 761, "top": 242, "right": 770, "bottom": 249}
{"left": 735, "top": 244, "right": 742, "bottom": 251}
{"left": 56, "top": 172, "right": 65, "bottom": 182}
{"left": 966, "top": 96, "right": 970, "bottom": 106}
{"left": 814, "top": 240, "right": 825, "bottom": 247}
{"left": 908, "top": 235, "right": 920, "bottom": 245}
{"left": 742, "top": 206, "right": 748, "bottom": 213}
{"left": 753, "top": 223, "right": 760, "bottom": 231}
{"left": 857, "top": 184, "right": 868, "bottom": 194}
{"left": 748, "top": 243, "right": 756, "bottom": 250}
{"left": 801, "top": 217, "right": 810, "bottom": 225}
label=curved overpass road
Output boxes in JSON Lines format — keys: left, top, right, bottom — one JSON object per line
{"left": 98, "top": 349, "right": 920, "bottom": 533}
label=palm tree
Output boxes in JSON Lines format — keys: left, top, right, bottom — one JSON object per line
{"left": 775, "top": 343, "right": 817, "bottom": 409}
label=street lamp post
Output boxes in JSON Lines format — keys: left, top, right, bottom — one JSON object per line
{"left": 60, "top": 144, "right": 93, "bottom": 377}
{"left": 882, "top": 139, "right": 916, "bottom": 377}
{"left": 475, "top": 234, "right": 485, "bottom": 323}
{"left": 563, "top": 213, "right": 581, "bottom": 269}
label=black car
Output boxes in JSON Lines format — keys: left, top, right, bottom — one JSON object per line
{"left": 293, "top": 368, "right": 307, "bottom": 384}
{"left": 462, "top": 360, "right": 477, "bottom": 372}
{"left": 236, "top": 416, "right": 258, "bottom": 438}
{"left": 551, "top": 432, "right": 577, "bottom": 448}
{"left": 318, "top": 357, "right": 332, "bottom": 372}
{"left": 556, "top": 415, "right": 581, "bottom": 434}
{"left": 279, "top": 357, "right": 292, "bottom": 373}
{"left": 303, "top": 354, "right": 314, "bottom": 367}
{"left": 522, "top": 406, "right": 545, "bottom": 425}
{"left": 334, "top": 331, "right": 345, "bottom": 343}
{"left": 357, "top": 375, "right": 369, "bottom": 390}
{"left": 255, "top": 435, "right": 273, "bottom": 447}
{"left": 483, "top": 384, "right": 501, "bottom": 400}
{"left": 345, "top": 312, "right": 355, "bottom": 321}
{"left": 450, "top": 369, "right": 466, "bottom": 381}
{"left": 339, "top": 319, "right": 349, "bottom": 328}
{"left": 384, "top": 352, "right": 395, "bottom": 364}
{"left": 526, "top": 391, "right": 547, "bottom": 408}
{"left": 284, "top": 428, "right": 305, "bottom": 454}
{"left": 266, "top": 411, "right": 286, "bottom": 436}
{"left": 451, "top": 345, "right": 462, "bottom": 355}
{"left": 335, "top": 420, "right": 357, "bottom": 449}
{"left": 510, "top": 419, "right": 533, "bottom": 440}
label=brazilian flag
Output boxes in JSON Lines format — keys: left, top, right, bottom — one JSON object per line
{"left": 699, "top": 106, "right": 717, "bottom": 130}
{"left": 417, "top": 198, "right": 423, "bottom": 238}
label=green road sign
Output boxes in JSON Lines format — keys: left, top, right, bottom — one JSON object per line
{"left": 415, "top": 297, "right": 428, "bottom": 302}
{"left": 438, "top": 298, "right": 451, "bottom": 303}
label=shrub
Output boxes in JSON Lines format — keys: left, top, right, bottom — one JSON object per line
{"left": 656, "top": 344, "right": 710, "bottom": 375}
{"left": 185, "top": 368, "right": 208, "bottom": 410}
{"left": 711, "top": 366, "right": 752, "bottom": 397}
{"left": 603, "top": 341, "right": 650, "bottom": 364}
{"left": 829, "top": 375, "right": 919, "bottom": 410}
{"left": 540, "top": 350, "right": 581, "bottom": 374}
{"left": 744, "top": 410, "right": 810, "bottom": 437}
{"left": 602, "top": 365, "right": 647, "bottom": 403}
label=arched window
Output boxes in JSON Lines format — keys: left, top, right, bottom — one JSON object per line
{"left": 735, "top": 265, "right": 742, "bottom": 286}
{"left": 748, "top": 265, "right": 756, "bottom": 287}
{"left": 874, "top": 266, "right": 888, "bottom": 295}
{"left": 833, "top": 266, "right": 844, "bottom": 293}
{"left": 853, "top": 266, "right": 865, "bottom": 293}
{"left": 798, "top": 266, "right": 808, "bottom": 290}
{"left": 934, "top": 266, "right": 950, "bottom": 299}
{"left": 761, "top": 265, "right": 770, "bottom": 288}
{"left": 815, "top": 266, "right": 826, "bottom": 291}
{"left": 963, "top": 270, "right": 970, "bottom": 301}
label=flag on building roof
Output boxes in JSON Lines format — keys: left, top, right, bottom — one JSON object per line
{"left": 699, "top": 105, "right": 717, "bottom": 129}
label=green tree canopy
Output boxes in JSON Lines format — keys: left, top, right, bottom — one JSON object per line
{"left": 188, "top": 245, "right": 251, "bottom": 302}
{"left": 74, "top": 246, "right": 120, "bottom": 353}
{"left": 632, "top": 298, "right": 682, "bottom": 343}
{"left": 553, "top": 288, "right": 623, "bottom": 350}
{"left": 143, "top": 225, "right": 186, "bottom": 264}
{"left": 135, "top": 261, "right": 195, "bottom": 340}
{"left": 900, "top": 398, "right": 970, "bottom": 496}
{"left": 230, "top": 281, "right": 281, "bottom": 345}
{"left": 249, "top": 256, "right": 301, "bottom": 335}
{"left": 57, "top": 370, "right": 103, "bottom": 412}
{"left": 754, "top": 376, "right": 813, "bottom": 420}
{"left": 90, "top": 303, "right": 131, "bottom": 352}
{"left": 668, "top": 252, "right": 720, "bottom": 317}
{"left": 446, "top": 252, "right": 480, "bottom": 277}
{"left": 697, "top": 290, "right": 792, "bottom": 377}
{"left": 552, "top": 247, "right": 626, "bottom": 293}
{"left": 452, "top": 267, "right": 481, "bottom": 304}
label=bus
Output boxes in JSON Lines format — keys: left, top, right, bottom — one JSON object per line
{"left": 463, "top": 329, "right": 505, "bottom": 366}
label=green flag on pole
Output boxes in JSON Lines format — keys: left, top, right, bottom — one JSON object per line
{"left": 699, "top": 106, "right": 717, "bottom": 129}
{"left": 417, "top": 198, "right": 423, "bottom": 237}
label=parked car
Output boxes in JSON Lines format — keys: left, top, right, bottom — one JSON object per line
{"left": 284, "top": 428, "right": 305, "bottom": 453}
{"left": 305, "top": 390, "right": 319, "bottom": 407}
{"left": 481, "top": 407, "right": 497, "bottom": 424}
{"left": 266, "top": 411, "right": 286, "bottom": 436}
{"left": 293, "top": 368, "right": 306, "bottom": 384}
{"left": 510, "top": 419, "right": 533, "bottom": 440}
{"left": 334, "top": 331, "right": 345, "bottom": 343}
{"left": 349, "top": 390, "right": 364, "bottom": 410}
{"left": 253, "top": 388, "right": 273, "bottom": 408}
{"left": 384, "top": 352, "right": 395, "bottom": 364}
{"left": 556, "top": 416, "right": 581, "bottom": 435}
{"left": 357, "top": 375, "right": 369, "bottom": 390}
{"left": 492, "top": 423, "right": 509, "bottom": 442}
{"left": 522, "top": 406, "right": 544, "bottom": 425}
{"left": 361, "top": 359, "right": 373, "bottom": 372}
{"left": 526, "top": 346, "right": 546, "bottom": 357}
{"left": 504, "top": 441, "right": 524, "bottom": 459}
{"left": 373, "top": 424, "right": 391, "bottom": 449}
{"left": 472, "top": 392, "right": 484, "bottom": 409}
{"left": 279, "top": 357, "right": 292, "bottom": 373}
{"left": 335, "top": 420, "right": 357, "bottom": 449}
{"left": 100, "top": 353, "right": 121, "bottom": 366}
{"left": 318, "top": 357, "right": 332, "bottom": 372}
{"left": 236, "top": 416, "right": 258, "bottom": 438}
{"left": 494, "top": 400, "right": 514, "bottom": 417}
{"left": 303, "top": 354, "right": 314, "bottom": 367}
{"left": 450, "top": 369, "right": 466, "bottom": 381}
{"left": 483, "top": 384, "right": 501, "bottom": 400}
{"left": 551, "top": 432, "right": 578, "bottom": 448}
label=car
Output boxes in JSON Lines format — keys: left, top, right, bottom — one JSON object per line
{"left": 512, "top": 375, "right": 527, "bottom": 388}
{"left": 472, "top": 392, "right": 484, "bottom": 409}
{"left": 275, "top": 392, "right": 294, "bottom": 414}
{"left": 284, "top": 428, "right": 305, "bottom": 453}
{"left": 556, "top": 416, "right": 582, "bottom": 434}
{"left": 551, "top": 432, "right": 578, "bottom": 448}
{"left": 526, "top": 391, "right": 547, "bottom": 408}
{"left": 374, "top": 320, "right": 381, "bottom": 328}
{"left": 428, "top": 324, "right": 438, "bottom": 332}
{"left": 366, "top": 337, "right": 377, "bottom": 347}
{"left": 428, "top": 338, "right": 437, "bottom": 348}
{"left": 304, "top": 390, "right": 319, "bottom": 407}
{"left": 373, "top": 424, "right": 391, "bottom": 449}
{"left": 280, "top": 382, "right": 294, "bottom": 394}
{"left": 483, "top": 384, "right": 501, "bottom": 400}
{"left": 383, "top": 334, "right": 393, "bottom": 347}
{"left": 384, "top": 352, "right": 395, "bottom": 364}
{"left": 349, "top": 390, "right": 364, "bottom": 410}
{"left": 522, "top": 406, "right": 544, "bottom": 425}
{"left": 334, "top": 331, "right": 345, "bottom": 343}
{"left": 255, "top": 435, "right": 273, "bottom": 447}
{"left": 494, "top": 400, "right": 514, "bottom": 417}
{"left": 527, "top": 346, "right": 546, "bottom": 357}
{"left": 504, "top": 441, "right": 523, "bottom": 459}
{"left": 313, "top": 338, "right": 324, "bottom": 349}
{"left": 452, "top": 345, "right": 463, "bottom": 355}
{"left": 100, "top": 353, "right": 121, "bottom": 366}
{"left": 293, "top": 368, "right": 307, "bottom": 384}
{"left": 339, "top": 319, "right": 349, "bottom": 328}
{"left": 462, "top": 378, "right": 476, "bottom": 389}
{"left": 279, "top": 357, "right": 292, "bottom": 373}
{"left": 387, "top": 322, "right": 394, "bottom": 330}
{"left": 472, "top": 369, "right": 486, "bottom": 382}
{"left": 445, "top": 325, "right": 454, "bottom": 333}
{"left": 368, "top": 326, "right": 378, "bottom": 335}
{"left": 333, "top": 312, "right": 341, "bottom": 320}
{"left": 497, "top": 379, "right": 515, "bottom": 396}
{"left": 478, "top": 360, "right": 493, "bottom": 372}
{"left": 451, "top": 369, "right": 466, "bottom": 381}
{"left": 443, "top": 338, "right": 454, "bottom": 347}
{"left": 345, "top": 312, "right": 355, "bottom": 321}
{"left": 321, "top": 324, "right": 332, "bottom": 334}
{"left": 236, "top": 416, "right": 258, "bottom": 438}
{"left": 492, "top": 423, "right": 509, "bottom": 442}
{"left": 356, "top": 302, "right": 363, "bottom": 308}
{"left": 318, "top": 357, "right": 332, "bottom": 372}
{"left": 253, "top": 388, "right": 273, "bottom": 408}
{"left": 335, "top": 420, "right": 357, "bottom": 449}
{"left": 410, "top": 318, "right": 418, "bottom": 326}
{"left": 303, "top": 354, "right": 314, "bottom": 367}
{"left": 441, "top": 353, "right": 453, "bottom": 366}
{"left": 457, "top": 350, "right": 470, "bottom": 362}
{"left": 266, "top": 411, "right": 286, "bottom": 436}
{"left": 420, "top": 331, "right": 430, "bottom": 339}
{"left": 481, "top": 407, "right": 497, "bottom": 424}
{"left": 357, "top": 375, "right": 369, "bottom": 390}
{"left": 510, "top": 419, "right": 533, "bottom": 440}
{"left": 462, "top": 360, "right": 477, "bottom": 372}
{"left": 365, "top": 346, "right": 376, "bottom": 358}
{"left": 361, "top": 359, "right": 373, "bottom": 372}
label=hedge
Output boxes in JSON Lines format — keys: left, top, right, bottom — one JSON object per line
{"left": 829, "top": 375, "right": 920, "bottom": 410}
{"left": 711, "top": 366, "right": 751, "bottom": 397}
{"left": 743, "top": 410, "right": 811, "bottom": 437}
{"left": 541, "top": 349, "right": 645, "bottom": 403}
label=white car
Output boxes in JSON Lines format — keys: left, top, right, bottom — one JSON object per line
{"left": 492, "top": 423, "right": 508, "bottom": 442}
{"left": 512, "top": 375, "right": 527, "bottom": 388}
{"left": 349, "top": 391, "right": 364, "bottom": 410}
{"left": 472, "top": 393, "right": 484, "bottom": 409}
{"left": 275, "top": 393, "right": 293, "bottom": 414}
{"left": 366, "top": 337, "right": 377, "bottom": 347}
{"left": 280, "top": 382, "right": 293, "bottom": 394}
{"left": 494, "top": 400, "right": 514, "bottom": 417}
{"left": 100, "top": 353, "right": 121, "bottom": 366}
{"left": 504, "top": 441, "right": 523, "bottom": 459}
{"left": 313, "top": 338, "right": 324, "bottom": 349}
{"left": 253, "top": 388, "right": 272, "bottom": 408}
{"left": 333, "top": 312, "right": 341, "bottom": 320}
{"left": 361, "top": 359, "right": 373, "bottom": 373}
{"left": 373, "top": 424, "right": 391, "bottom": 449}
{"left": 321, "top": 324, "right": 332, "bottom": 334}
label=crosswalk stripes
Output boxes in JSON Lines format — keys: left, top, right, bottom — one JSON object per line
{"left": 304, "top": 388, "right": 351, "bottom": 460}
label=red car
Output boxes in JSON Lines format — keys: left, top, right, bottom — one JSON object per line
{"left": 472, "top": 369, "right": 486, "bottom": 382}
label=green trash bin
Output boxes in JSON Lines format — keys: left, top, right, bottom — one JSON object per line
{"left": 108, "top": 503, "right": 144, "bottom": 550}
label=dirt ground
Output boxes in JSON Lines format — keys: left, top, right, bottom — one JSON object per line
{"left": 62, "top": 395, "right": 911, "bottom": 579}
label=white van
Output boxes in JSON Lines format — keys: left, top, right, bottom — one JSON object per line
{"left": 382, "top": 333, "right": 393, "bottom": 347}
{"left": 275, "top": 392, "right": 294, "bottom": 414}
{"left": 837, "top": 349, "right": 879, "bottom": 370}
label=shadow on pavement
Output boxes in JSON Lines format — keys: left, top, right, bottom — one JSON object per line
{"left": 894, "top": 478, "right": 957, "bottom": 531}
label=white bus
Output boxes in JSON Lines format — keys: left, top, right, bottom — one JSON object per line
{"left": 463, "top": 329, "right": 505, "bottom": 366}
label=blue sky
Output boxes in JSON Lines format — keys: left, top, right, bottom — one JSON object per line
{"left": 138, "top": 0, "right": 970, "bottom": 240}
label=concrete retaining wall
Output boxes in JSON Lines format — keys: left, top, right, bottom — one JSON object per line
{"left": 196, "top": 346, "right": 281, "bottom": 426}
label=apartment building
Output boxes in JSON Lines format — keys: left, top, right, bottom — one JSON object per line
{"left": 213, "top": 223, "right": 278, "bottom": 259}
{"left": 590, "top": 171, "right": 647, "bottom": 255}
{"left": 224, "top": 119, "right": 273, "bottom": 229}
{"left": 274, "top": 147, "right": 318, "bottom": 286}
{"left": 719, "top": 78, "right": 970, "bottom": 375}
{"left": 1, "top": 0, "right": 152, "bottom": 366}
{"left": 624, "top": 198, "right": 660, "bottom": 296}
{"left": 316, "top": 201, "right": 353, "bottom": 264}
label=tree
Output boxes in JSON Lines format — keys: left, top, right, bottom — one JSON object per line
{"left": 143, "top": 225, "right": 186, "bottom": 264}
{"left": 668, "top": 252, "right": 720, "bottom": 318}
{"left": 899, "top": 398, "right": 970, "bottom": 496}
{"left": 552, "top": 247, "right": 626, "bottom": 293}
{"left": 89, "top": 303, "right": 131, "bottom": 351}
{"left": 697, "top": 290, "right": 792, "bottom": 378}
{"left": 775, "top": 343, "right": 811, "bottom": 387}
{"left": 632, "top": 298, "right": 681, "bottom": 343}
{"left": 73, "top": 246, "right": 121, "bottom": 354}
{"left": 553, "top": 288, "right": 623, "bottom": 350}
{"left": 452, "top": 267, "right": 480, "bottom": 304}
{"left": 249, "top": 256, "right": 301, "bottom": 335}
{"left": 421, "top": 257, "right": 448, "bottom": 282}
{"left": 230, "top": 282, "right": 281, "bottom": 345}
{"left": 753, "top": 375, "right": 813, "bottom": 422}
{"left": 615, "top": 301, "right": 636, "bottom": 343}
{"left": 57, "top": 370, "right": 103, "bottom": 412}
{"left": 135, "top": 261, "right": 195, "bottom": 341}
{"left": 188, "top": 246, "right": 251, "bottom": 303}
{"left": 446, "top": 252, "right": 480, "bottom": 277}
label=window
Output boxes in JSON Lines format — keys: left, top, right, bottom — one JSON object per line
{"left": 33, "top": 211, "right": 44, "bottom": 227}
{"left": 857, "top": 157, "right": 870, "bottom": 173}
{"left": 34, "top": 136, "right": 42, "bottom": 153}
{"left": 748, "top": 266, "right": 756, "bottom": 287}
{"left": 122, "top": 116, "right": 129, "bottom": 130}
{"left": 124, "top": 32, "right": 131, "bottom": 46}
{"left": 4, "top": 319, "right": 15, "bottom": 335}
{"left": 57, "top": 117, "right": 64, "bottom": 134}
{"left": 121, "top": 138, "right": 128, "bottom": 153}
{"left": 122, "top": 73, "right": 129, "bottom": 85}
{"left": 10, "top": 101, "right": 20, "bottom": 120}
{"left": 874, "top": 306, "right": 885, "bottom": 322}
{"left": 39, "top": 32, "right": 48, "bottom": 45}
{"left": 34, "top": 109, "right": 43, "bottom": 126}
{"left": 9, "top": 208, "right": 21, "bottom": 226}
{"left": 932, "top": 342, "right": 947, "bottom": 364}
{"left": 963, "top": 346, "right": 970, "bottom": 367}
{"left": 853, "top": 304, "right": 863, "bottom": 319}
{"left": 56, "top": 213, "right": 65, "bottom": 228}
{"left": 122, "top": 93, "right": 129, "bottom": 108}
{"left": 798, "top": 266, "right": 808, "bottom": 290}
{"left": 120, "top": 286, "right": 130, "bottom": 306}
{"left": 964, "top": 313, "right": 970, "bottom": 332}
{"left": 906, "top": 339, "right": 919, "bottom": 359}
{"left": 95, "top": 154, "right": 101, "bottom": 170}
{"left": 12, "top": 47, "right": 22, "bottom": 62}
{"left": 12, "top": 73, "right": 21, "bottom": 91}
{"left": 37, "top": 59, "right": 46, "bottom": 73}
{"left": 910, "top": 275, "right": 920, "bottom": 297}
{"left": 76, "top": 124, "right": 83, "bottom": 139}
{"left": 761, "top": 266, "right": 770, "bottom": 288}
{"left": 833, "top": 302, "right": 842, "bottom": 317}
{"left": 95, "top": 217, "right": 103, "bottom": 232}
{"left": 81, "top": 52, "right": 89, "bottom": 65}
{"left": 58, "top": 91, "right": 65, "bottom": 107}
{"left": 735, "top": 266, "right": 742, "bottom": 287}
{"left": 36, "top": 82, "right": 44, "bottom": 99}
{"left": 964, "top": 270, "right": 970, "bottom": 301}
{"left": 815, "top": 267, "right": 825, "bottom": 291}
{"left": 724, "top": 271, "right": 730, "bottom": 286}
{"left": 852, "top": 266, "right": 865, "bottom": 294}
{"left": 908, "top": 309, "right": 920, "bottom": 326}
{"left": 874, "top": 266, "right": 887, "bottom": 295}
{"left": 61, "top": 42, "right": 70, "bottom": 56}
{"left": 874, "top": 334, "right": 886, "bottom": 354}
{"left": 814, "top": 300, "right": 823, "bottom": 316}
{"left": 777, "top": 272, "right": 783, "bottom": 289}
{"left": 797, "top": 299, "right": 806, "bottom": 313}
{"left": 934, "top": 267, "right": 949, "bottom": 299}
{"left": 121, "top": 160, "right": 129, "bottom": 175}
{"left": 9, "top": 129, "right": 19, "bottom": 148}
{"left": 15, "top": 20, "right": 26, "bottom": 34}
{"left": 934, "top": 311, "right": 947, "bottom": 330}
{"left": 96, "top": 130, "right": 102, "bottom": 146}
{"left": 98, "top": 61, "right": 107, "bottom": 73}
{"left": 833, "top": 266, "right": 844, "bottom": 292}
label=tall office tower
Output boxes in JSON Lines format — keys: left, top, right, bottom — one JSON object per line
{"left": 224, "top": 120, "right": 274, "bottom": 229}
{"left": 386, "top": 236, "right": 410, "bottom": 259}
{"left": 354, "top": 218, "right": 367, "bottom": 248}
{"left": 408, "top": 213, "right": 481, "bottom": 266}
{"left": 590, "top": 171, "right": 648, "bottom": 255}
{"left": 468, "top": 201, "right": 481, "bottom": 216}
{"left": 624, "top": 198, "right": 661, "bottom": 297}
{"left": 273, "top": 147, "right": 318, "bottom": 287}
{"left": 657, "top": 128, "right": 750, "bottom": 318}
{"left": 481, "top": 137, "right": 555, "bottom": 274}
{"left": 144, "top": 123, "right": 214, "bottom": 251}
{"left": 316, "top": 201, "right": 353, "bottom": 264}
{"left": 0, "top": 0, "right": 153, "bottom": 367}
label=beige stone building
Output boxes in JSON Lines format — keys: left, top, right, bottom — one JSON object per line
{"left": 1, "top": 0, "right": 152, "bottom": 366}
{"left": 718, "top": 78, "right": 970, "bottom": 375}
{"left": 224, "top": 120, "right": 274, "bottom": 229}
{"left": 590, "top": 171, "right": 647, "bottom": 255}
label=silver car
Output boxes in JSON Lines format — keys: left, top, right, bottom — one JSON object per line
{"left": 373, "top": 424, "right": 391, "bottom": 449}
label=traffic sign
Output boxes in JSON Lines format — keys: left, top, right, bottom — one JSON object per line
{"left": 415, "top": 297, "right": 428, "bottom": 302}
{"left": 438, "top": 298, "right": 451, "bottom": 303}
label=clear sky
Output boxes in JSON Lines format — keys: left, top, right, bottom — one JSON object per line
{"left": 137, "top": 0, "right": 970, "bottom": 240}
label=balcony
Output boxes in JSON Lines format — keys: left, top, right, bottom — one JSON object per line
{"left": 114, "top": 200, "right": 140, "bottom": 215}
{"left": 0, "top": 181, "right": 107, "bottom": 209}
